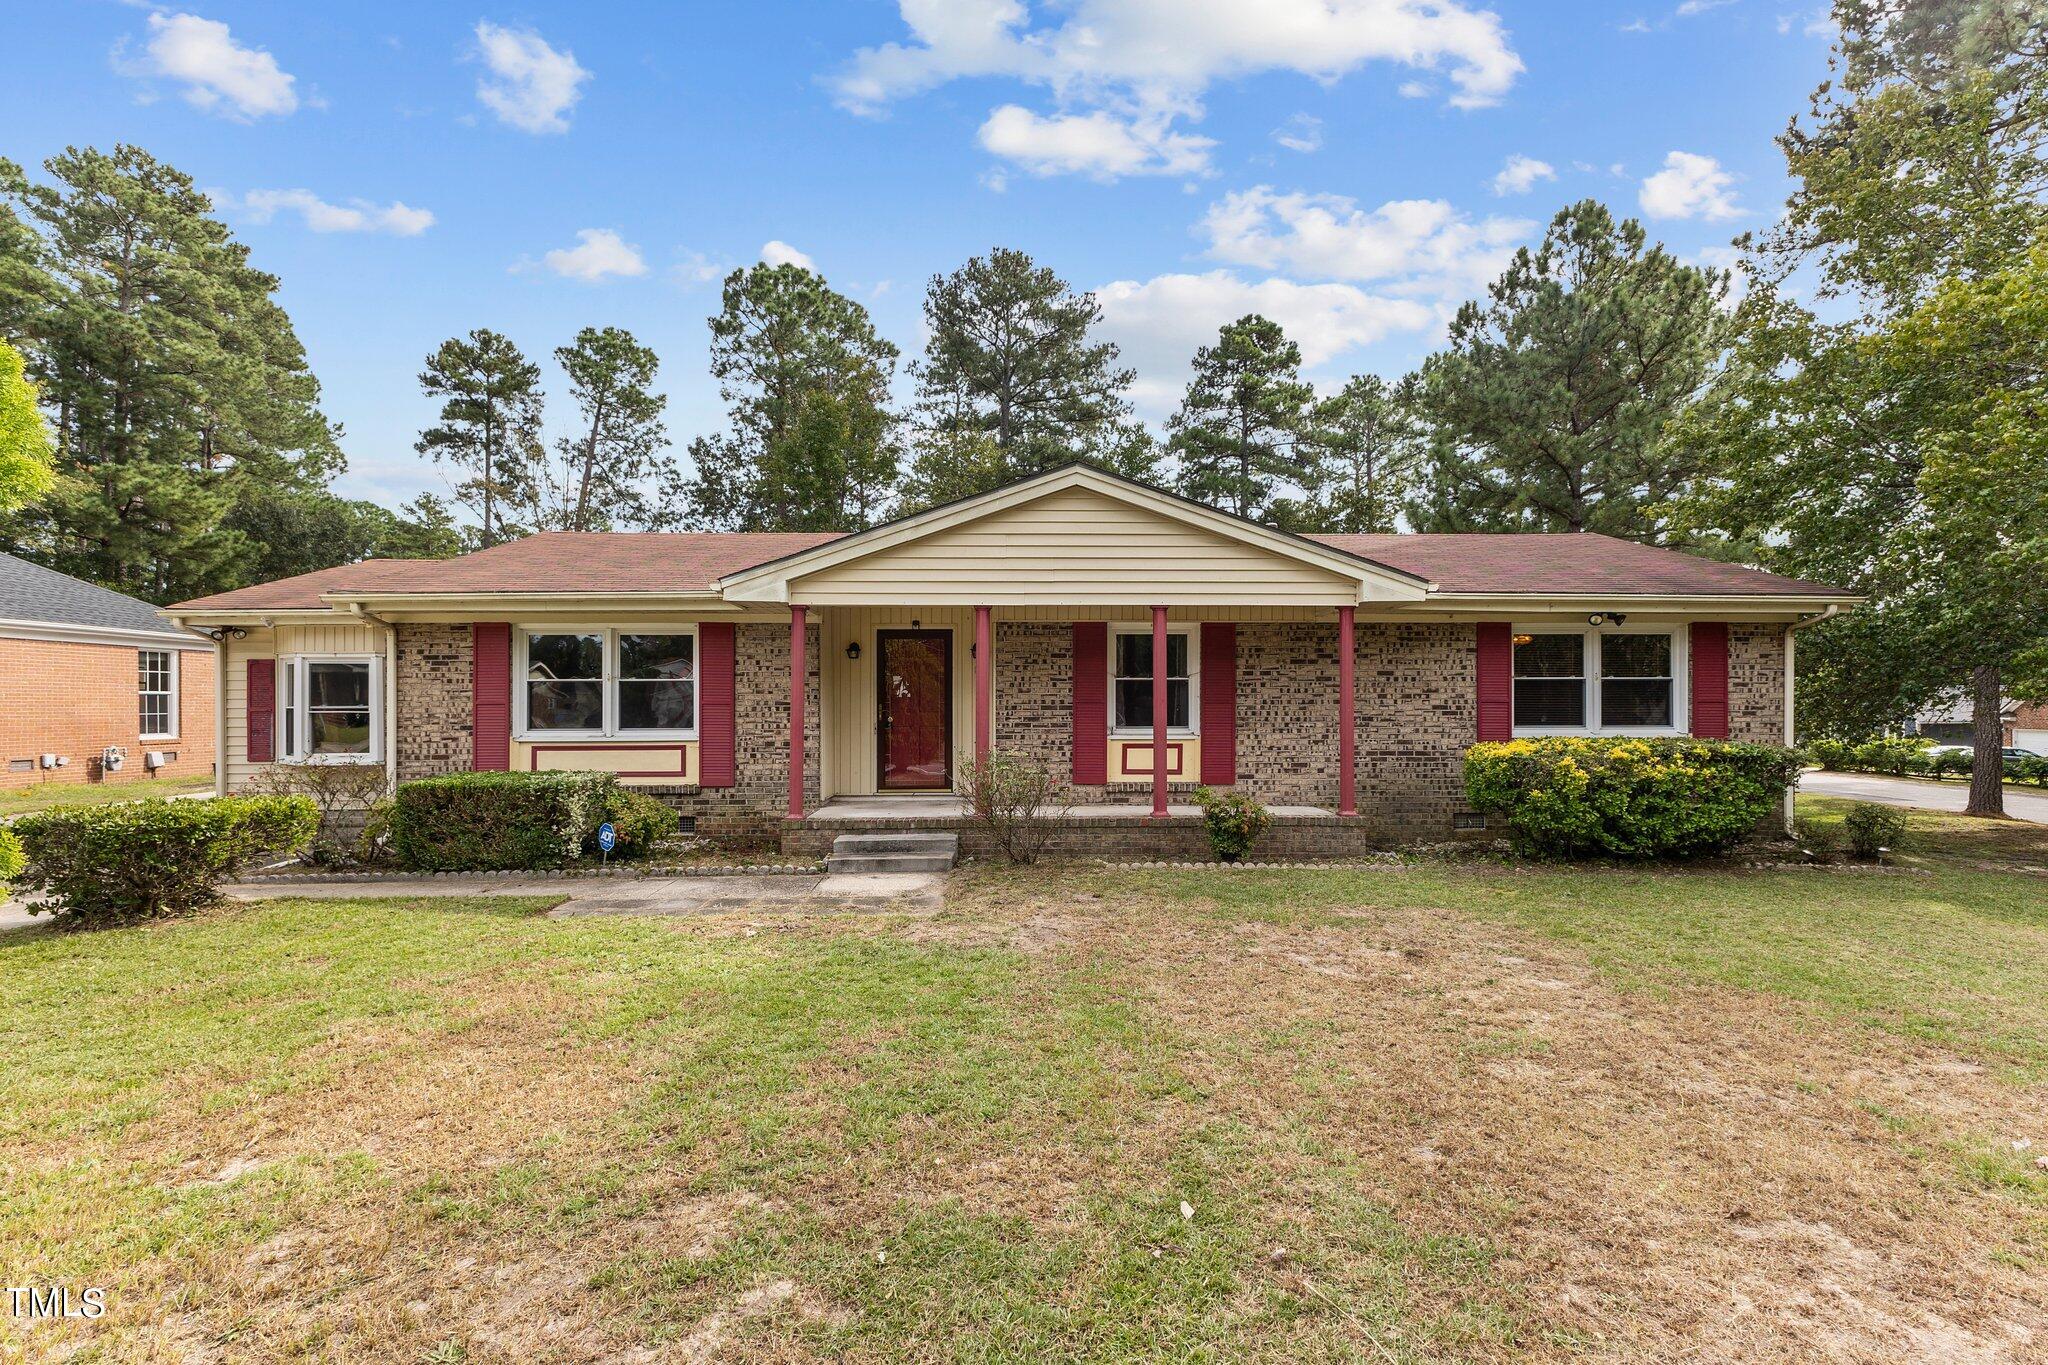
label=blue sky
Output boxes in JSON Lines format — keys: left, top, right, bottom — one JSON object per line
{"left": 4, "top": 1, "right": 1836, "bottom": 511}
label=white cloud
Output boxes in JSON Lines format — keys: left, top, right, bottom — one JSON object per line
{"left": 1094, "top": 271, "right": 1437, "bottom": 417}
{"left": 130, "top": 12, "right": 298, "bottom": 120}
{"left": 1490, "top": 153, "right": 1555, "bottom": 196}
{"left": 1272, "top": 113, "right": 1323, "bottom": 154}
{"left": 540, "top": 229, "right": 646, "bottom": 282}
{"left": 761, "top": 240, "right": 817, "bottom": 271}
{"left": 978, "top": 104, "right": 1215, "bottom": 179}
{"left": 672, "top": 249, "right": 726, "bottom": 285}
{"left": 473, "top": 22, "right": 589, "bottom": 134}
{"left": 832, "top": 0, "right": 1521, "bottom": 179}
{"left": 1675, "top": 0, "right": 1736, "bottom": 14}
{"left": 233, "top": 189, "right": 434, "bottom": 236}
{"left": 1397, "top": 80, "right": 1433, "bottom": 98}
{"left": 1198, "top": 186, "right": 1532, "bottom": 298}
{"left": 834, "top": 0, "right": 1523, "bottom": 113}
{"left": 1639, "top": 150, "right": 1741, "bottom": 219}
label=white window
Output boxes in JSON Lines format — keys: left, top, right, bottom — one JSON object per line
{"left": 139, "top": 649, "right": 177, "bottom": 739}
{"left": 1111, "top": 625, "right": 1197, "bottom": 736}
{"left": 279, "top": 655, "right": 382, "bottom": 763}
{"left": 516, "top": 628, "right": 698, "bottom": 739}
{"left": 1512, "top": 626, "right": 1687, "bottom": 736}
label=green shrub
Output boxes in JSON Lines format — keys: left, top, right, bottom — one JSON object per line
{"left": 1792, "top": 813, "right": 1842, "bottom": 861}
{"left": 1192, "top": 787, "right": 1273, "bottom": 863}
{"left": 965, "top": 749, "right": 1067, "bottom": 865}
{"left": 1464, "top": 737, "right": 1803, "bottom": 860}
{"left": 1850, "top": 738, "right": 1927, "bottom": 776}
{"left": 13, "top": 796, "right": 317, "bottom": 926}
{"left": 389, "top": 771, "right": 618, "bottom": 871}
{"left": 1805, "top": 738, "right": 1852, "bottom": 771}
{"left": 2015, "top": 757, "right": 2048, "bottom": 789}
{"left": 0, "top": 827, "right": 22, "bottom": 885}
{"left": 596, "top": 788, "right": 679, "bottom": 855}
{"left": 1928, "top": 749, "right": 1972, "bottom": 781}
{"left": 1842, "top": 802, "right": 1908, "bottom": 859}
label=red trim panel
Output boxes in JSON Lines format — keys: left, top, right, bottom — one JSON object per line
{"left": 698, "top": 621, "right": 736, "bottom": 788}
{"left": 1690, "top": 622, "right": 1730, "bottom": 739}
{"left": 1071, "top": 621, "right": 1108, "bottom": 785}
{"left": 1200, "top": 622, "right": 1236, "bottom": 784}
{"left": 1476, "top": 622, "right": 1513, "bottom": 742}
{"left": 472, "top": 622, "right": 511, "bottom": 771}
{"left": 246, "top": 658, "right": 275, "bottom": 763}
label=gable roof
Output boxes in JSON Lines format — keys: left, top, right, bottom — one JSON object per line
{"left": 1308, "top": 533, "right": 1846, "bottom": 598}
{"left": 0, "top": 552, "right": 202, "bottom": 642}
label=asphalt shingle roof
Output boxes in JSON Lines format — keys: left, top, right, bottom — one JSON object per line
{"left": 0, "top": 552, "right": 200, "bottom": 639}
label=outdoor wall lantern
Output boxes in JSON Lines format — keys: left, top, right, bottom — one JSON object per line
{"left": 845, "top": 642, "right": 861, "bottom": 661}
{"left": 1587, "top": 611, "right": 1629, "bottom": 627}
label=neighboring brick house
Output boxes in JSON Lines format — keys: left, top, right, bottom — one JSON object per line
{"left": 0, "top": 552, "right": 216, "bottom": 792}
{"left": 166, "top": 464, "right": 1857, "bottom": 853}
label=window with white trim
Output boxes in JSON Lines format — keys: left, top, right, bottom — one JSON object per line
{"left": 1111, "top": 625, "right": 1197, "bottom": 735}
{"left": 1512, "top": 627, "right": 1685, "bottom": 735}
{"left": 279, "top": 656, "right": 382, "bottom": 762}
{"left": 517, "top": 628, "right": 698, "bottom": 738}
{"left": 138, "top": 649, "right": 176, "bottom": 738}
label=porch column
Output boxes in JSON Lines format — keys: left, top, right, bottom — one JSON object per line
{"left": 1337, "top": 605, "right": 1357, "bottom": 818}
{"left": 786, "top": 604, "right": 807, "bottom": 821}
{"left": 974, "top": 604, "right": 992, "bottom": 766}
{"left": 1151, "top": 605, "right": 1169, "bottom": 820}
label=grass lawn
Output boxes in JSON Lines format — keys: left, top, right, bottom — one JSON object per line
{"left": 0, "top": 774, "right": 211, "bottom": 818}
{"left": 3, "top": 803, "right": 2045, "bottom": 1361}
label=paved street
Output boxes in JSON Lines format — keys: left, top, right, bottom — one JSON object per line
{"left": 1801, "top": 770, "right": 2048, "bottom": 824}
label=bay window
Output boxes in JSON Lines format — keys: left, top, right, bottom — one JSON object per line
{"left": 518, "top": 628, "right": 697, "bottom": 738}
{"left": 279, "top": 656, "right": 381, "bottom": 762}
{"left": 1511, "top": 627, "right": 1685, "bottom": 735}
{"left": 1111, "top": 625, "right": 1196, "bottom": 734}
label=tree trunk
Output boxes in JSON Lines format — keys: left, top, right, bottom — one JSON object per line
{"left": 1966, "top": 663, "right": 2006, "bottom": 818}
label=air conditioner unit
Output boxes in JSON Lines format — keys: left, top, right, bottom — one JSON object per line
{"left": 102, "top": 745, "right": 125, "bottom": 773}
{"left": 144, "top": 751, "right": 167, "bottom": 771}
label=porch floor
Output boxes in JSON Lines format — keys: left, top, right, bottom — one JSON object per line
{"left": 807, "top": 797, "right": 1336, "bottom": 822}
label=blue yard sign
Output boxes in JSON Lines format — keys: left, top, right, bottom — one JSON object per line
{"left": 597, "top": 821, "right": 617, "bottom": 854}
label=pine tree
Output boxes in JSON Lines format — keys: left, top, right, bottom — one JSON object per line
{"left": 1168, "top": 315, "right": 1313, "bottom": 521}
{"left": 416, "top": 328, "right": 545, "bottom": 546}
{"left": 542, "top": 326, "right": 670, "bottom": 531}
{"left": 900, "top": 248, "right": 1141, "bottom": 507}
{"left": 672, "top": 263, "right": 899, "bottom": 531}
{"left": 1284, "top": 374, "right": 1423, "bottom": 533}
{"left": 0, "top": 145, "right": 340, "bottom": 601}
{"left": 1406, "top": 200, "right": 1729, "bottom": 540}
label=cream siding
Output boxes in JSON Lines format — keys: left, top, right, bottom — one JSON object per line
{"left": 223, "top": 622, "right": 383, "bottom": 791}
{"left": 789, "top": 487, "right": 1363, "bottom": 607}
{"left": 818, "top": 606, "right": 977, "bottom": 799}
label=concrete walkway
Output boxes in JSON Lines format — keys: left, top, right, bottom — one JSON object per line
{"left": 1802, "top": 770, "right": 2048, "bottom": 825}
{"left": 0, "top": 871, "right": 945, "bottom": 935}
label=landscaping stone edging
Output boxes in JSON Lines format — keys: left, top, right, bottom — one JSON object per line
{"left": 236, "top": 862, "right": 827, "bottom": 885}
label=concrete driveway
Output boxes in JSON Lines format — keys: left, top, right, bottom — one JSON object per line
{"left": 1801, "top": 770, "right": 2048, "bottom": 824}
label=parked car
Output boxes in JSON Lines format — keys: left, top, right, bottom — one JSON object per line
{"left": 1926, "top": 744, "right": 2042, "bottom": 771}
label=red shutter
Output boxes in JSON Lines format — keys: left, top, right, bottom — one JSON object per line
{"left": 246, "top": 658, "right": 275, "bottom": 763}
{"left": 1072, "top": 621, "right": 1108, "bottom": 785}
{"left": 1200, "top": 622, "right": 1236, "bottom": 784}
{"left": 472, "top": 622, "right": 511, "bottom": 771}
{"left": 698, "top": 622, "right": 736, "bottom": 787}
{"left": 1690, "top": 622, "right": 1730, "bottom": 739}
{"left": 1476, "top": 622, "right": 1513, "bottom": 742}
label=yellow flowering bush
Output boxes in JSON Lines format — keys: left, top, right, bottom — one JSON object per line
{"left": 1464, "top": 737, "right": 1803, "bottom": 859}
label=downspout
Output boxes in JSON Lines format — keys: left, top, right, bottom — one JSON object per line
{"left": 1782, "top": 605, "right": 1841, "bottom": 831}
{"left": 347, "top": 602, "right": 400, "bottom": 794}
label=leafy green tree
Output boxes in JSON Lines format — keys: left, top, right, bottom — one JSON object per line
{"left": 1168, "top": 314, "right": 1313, "bottom": 520}
{"left": 416, "top": 329, "right": 545, "bottom": 546}
{"left": 671, "top": 263, "right": 899, "bottom": 531}
{"left": 221, "top": 487, "right": 464, "bottom": 585}
{"left": 1280, "top": 374, "right": 1424, "bottom": 533}
{"left": 0, "top": 145, "right": 340, "bottom": 601}
{"left": 1406, "top": 200, "right": 1729, "bottom": 540}
{"left": 542, "top": 326, "right": 671, "bottom": 531}
{"left": 0, "top": 340, "right": 54, "bottom": 513}
{"left": 901, "top": 248, "right": 1143, "bottom": 507}
{"left": 1683, "top": 0, "right": 2048, "bottom": 816}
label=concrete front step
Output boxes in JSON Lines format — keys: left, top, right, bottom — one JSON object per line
{"left": 826, "top": 831, "right": 959, "bottom": 874}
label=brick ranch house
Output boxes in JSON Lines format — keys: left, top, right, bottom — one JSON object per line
{"left": 1, "top": 552, "right": 216, "bottom": 792}
{"left": 165, "top": 465, "right": 1858, "bottom": 857}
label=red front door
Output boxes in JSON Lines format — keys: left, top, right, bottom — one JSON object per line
{"left": 878, "top": 630, "right": 952, "bottom": 790}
